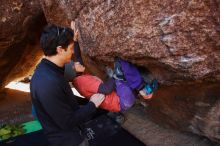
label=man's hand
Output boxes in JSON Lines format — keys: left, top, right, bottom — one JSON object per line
{"left": 71, "top": 21, "right": 78, "bottom": 41}
{"left": 90, "top": 93, "right": 105, "bottom": 107}
{"left": 73, "top": 62, "right": 85, "bottom": 73}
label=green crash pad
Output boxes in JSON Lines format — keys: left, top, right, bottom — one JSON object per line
{"left": 0, "top": 120, "right": 42, "bottom": 141}
{"left": 22, "top": 120, "right": 42, "bottom": 134}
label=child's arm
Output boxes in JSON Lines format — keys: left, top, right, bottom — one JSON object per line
{"left": 71, "top": 21, "right": 85, "bottom": 75}
{"left": 74, "top": 41, "right": 84, "bottom": 65}
{"left": 71, "top": 21, "right": 84, "bottom": 65}
{"left": 73, "top": 43, "right": 85, "bottom": 75}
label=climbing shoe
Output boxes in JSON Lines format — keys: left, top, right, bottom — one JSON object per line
{"left": 145, "top": 83, "right": 153, "bottom": 94}
{"left": 139, "top": 79, "right": 158, "bottom": 99}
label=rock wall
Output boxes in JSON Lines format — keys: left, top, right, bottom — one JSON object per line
{"left": 147, "top": 82, "right": 220, "bottom": 144}
{"left": 77, "top": 0, "right": 220, "bottom": 84}
{"left": 0, "top": 0, "right": 47, "bottom": 91}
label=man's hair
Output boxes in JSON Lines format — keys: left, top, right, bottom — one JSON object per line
{"left": 40, "top": 24, "right": 73, "bottom": 56}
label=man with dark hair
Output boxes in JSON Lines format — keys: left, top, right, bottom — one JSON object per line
{"left": 30, "top": 24, "right": 105, "bottom": 146}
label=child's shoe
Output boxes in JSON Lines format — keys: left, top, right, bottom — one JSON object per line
{"left": 139, "top": 89, "right": 153, "bottom": 99}
{"left": 139, "top": 83, "right": 153, "bottom": 99}
{"left": 139, "top": 80, "right": 158, "bottom": 99}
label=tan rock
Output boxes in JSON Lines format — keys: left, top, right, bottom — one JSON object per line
{"left": 0, "top": 0, "right": 47, "bottom": 90}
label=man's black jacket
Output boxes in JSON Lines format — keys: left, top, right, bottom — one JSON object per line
{"left": 30, "top": 58, "right": 96, "bottom": 146}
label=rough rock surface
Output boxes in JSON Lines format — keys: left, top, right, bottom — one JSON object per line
{"left": 123, "top": 104, "right": 218, "bottom": 146}
{"left": 147, "top": 82, "right": 220, "bottom": 144}
{"left": 77, "top": 0, "right": 220, "bottom": 84}
{"left": 0, "top": 0, "right": 47, "bottom": 91}
{"left": 40, "top": 0, "right": 89, "bottom": 27}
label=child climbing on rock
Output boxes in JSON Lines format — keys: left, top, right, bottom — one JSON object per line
{"left": 65, "top": 21, "right": 158, "bottom": 112}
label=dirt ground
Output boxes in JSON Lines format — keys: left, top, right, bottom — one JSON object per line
{"left": 0, "top": 89, "right": 218, "bottom": 146}
{"left": 0, "top": 89, "right": 33, "bottom": 125}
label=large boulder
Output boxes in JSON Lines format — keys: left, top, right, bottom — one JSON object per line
{"left": 77, "top": 0, "right": 220, "bottom": 84}
{"left": 0, "top": 0, "right": 47, "bottom": 91}
{"left": 27, "top": 0, "right": 220, "bottom": 143}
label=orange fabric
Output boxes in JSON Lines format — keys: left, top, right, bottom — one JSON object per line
{"left": 72, "top": 74, "right": 120, "bottom": 112}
